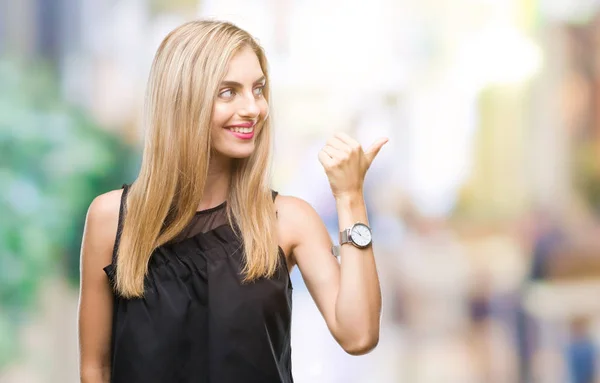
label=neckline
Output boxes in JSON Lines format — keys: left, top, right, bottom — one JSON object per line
{"left": 195, "top": 200, "right": 227, "bottom": 215}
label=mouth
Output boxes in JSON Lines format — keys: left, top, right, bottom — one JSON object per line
{"left": 224, "top": 123, "right": 256, "bottom": 140}
{"left": 225, "top": 126, "right": 254, "bottom": 134}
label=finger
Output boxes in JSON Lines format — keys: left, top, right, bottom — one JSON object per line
{"left": 334, "top": 132, "right": 362, "bottom": 152}
{"left": 334, "top": 132, "right": 359, "bottom": 147}
{"left": 322, "top": 145, "right": 346, "bottom": 160}
{"left": 364, "top": 137, "right": 389, "bottom": 164}
{"left": 318, "top": 150, "right": 335, "bottom": 168}
{"left": 326, "top": 136, "right": 350, "bottom": 152}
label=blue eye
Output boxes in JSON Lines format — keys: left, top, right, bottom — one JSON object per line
{"left": 254, "top": 86, "right": 265, "bottom": 96}
{"left": 219, "top": 89, "right": 234, "bottom": 98}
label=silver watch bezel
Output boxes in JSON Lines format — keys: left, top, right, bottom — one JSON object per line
{"left": 340, "top": 222, "right": 372, "bottom": 249}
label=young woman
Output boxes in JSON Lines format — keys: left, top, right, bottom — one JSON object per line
{"left": 78, "top": 19, "right": 387, "bottom": 383}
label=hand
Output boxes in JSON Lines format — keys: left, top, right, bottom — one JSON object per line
{"left": 318, "top": 132, "right": 388, "bottom": 198}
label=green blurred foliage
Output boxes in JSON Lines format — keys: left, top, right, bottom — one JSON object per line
{"left": 0, "top": 58, "right": 139, "bottom": 367}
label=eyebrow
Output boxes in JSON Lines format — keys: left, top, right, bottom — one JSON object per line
{"left": 220, "top": 76, "right": 266, "bottom": 88}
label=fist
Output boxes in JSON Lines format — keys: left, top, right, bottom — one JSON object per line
{"left": 318, "top": 132, "right": 388, "bottom": 198}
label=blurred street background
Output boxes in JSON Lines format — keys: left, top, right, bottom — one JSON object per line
{"left": 4, "top": 0, "right": 600, "bottom": 382}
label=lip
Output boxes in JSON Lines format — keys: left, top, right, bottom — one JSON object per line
{"left": 224, "top": 121, "right": 256, "bottom": 128}
{"left": 226, "top": 129, "right": 255, "bottom": 140}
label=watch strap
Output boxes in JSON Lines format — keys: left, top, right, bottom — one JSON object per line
{"left": 339, "top": 228, "right": 351, "bottom": 245}
{"left": 332, "top": 245, "right": 341, "bottom": 257}
{"left": 334, "top": 228, "right": 355, "bottom": 257}
{"left": 333, "top": 224, "right": 372, "bottom": 257}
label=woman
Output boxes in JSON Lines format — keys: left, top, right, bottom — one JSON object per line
{"left": 78, "top": 20, "right": 386, "bottom": 383}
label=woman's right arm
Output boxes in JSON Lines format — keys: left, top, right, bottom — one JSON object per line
{"left": 78, "top": 190, "right": 123, "bottom": 383}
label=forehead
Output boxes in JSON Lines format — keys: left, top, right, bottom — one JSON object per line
{"left": 222, "top": 45, "right": 264, "bottom": 80}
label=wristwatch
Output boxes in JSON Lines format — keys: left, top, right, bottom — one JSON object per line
{"left": 332, "top": 222, "right": 373, "bottom": 257}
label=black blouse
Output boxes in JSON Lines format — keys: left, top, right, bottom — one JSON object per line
{"left": 103, "top": 184, "right": 293, "bottom": 382}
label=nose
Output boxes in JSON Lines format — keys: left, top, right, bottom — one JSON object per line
{"left": 238, "top": 93, "right": 260, "bottom": 118}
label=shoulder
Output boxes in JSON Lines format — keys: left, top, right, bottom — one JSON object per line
{"left": 274, "top": 194, "right": 319, "bottom": 222}
{"left": 273, "top": 194, "right": 326, "bottom": 242}
{"left": 82, "top": 188, "right": 125, "bottom": 265}
{"left": 87, "top": 188, "right": 124, "bottom": 228}
{"left": 273, "top": 194, "right": 323, "bottom": 267}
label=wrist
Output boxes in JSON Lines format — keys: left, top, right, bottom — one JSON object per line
{"left": 335, "top": 191, "right": 368, "bottom": 226}
{"left": 334, "top": 190, "right": 364, "bottom": 204}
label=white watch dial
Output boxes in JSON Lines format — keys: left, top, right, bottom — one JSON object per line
{"left": 351, "top": 224, "right": 372, "bottom": 247}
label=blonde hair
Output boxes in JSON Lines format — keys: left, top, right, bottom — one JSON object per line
{"left": 116, "top": 20, "right": 279, "bottom": 298}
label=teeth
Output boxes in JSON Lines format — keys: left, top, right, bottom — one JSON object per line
{"left": 227, "top": 127, "right": 253, "bottom": 133}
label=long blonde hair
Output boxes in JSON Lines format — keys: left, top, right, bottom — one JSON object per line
{"left": 116, "top": 20, "right": 279, "bottom": 298}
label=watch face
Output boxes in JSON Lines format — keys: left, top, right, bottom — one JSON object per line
{"left": 351, "top": 223, "right": 372, "bottom": 247}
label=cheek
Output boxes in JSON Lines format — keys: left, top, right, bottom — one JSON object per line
{"left": 260, "top": 100, "right": 269, "bottom": 120}
{"left": 212, "top": 103, "right": 231, "bottom": 129}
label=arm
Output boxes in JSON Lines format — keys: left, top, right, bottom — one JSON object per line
{"left": 78, "top": 190, "right": 122, "bottom": 382}
{"left": 279, "top": 195, "right": 381, "bottom": 356}
{"left": 280, "top": 132, "right": 388, "bottom": 355}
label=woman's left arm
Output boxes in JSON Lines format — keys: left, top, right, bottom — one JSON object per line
{"left": 279, "top": 132, "right": 388, "bottom": 356}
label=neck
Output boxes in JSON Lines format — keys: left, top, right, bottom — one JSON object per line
{"left": 198, "top": 153, "right": 233, "bottom": 211}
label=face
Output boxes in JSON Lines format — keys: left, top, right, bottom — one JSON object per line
{"left": 211, "top": 45, "right": 269, "bottom": 160}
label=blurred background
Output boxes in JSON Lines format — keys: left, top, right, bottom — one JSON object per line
{"left": 3, "top": 0, "right": 600, "bottom": 382}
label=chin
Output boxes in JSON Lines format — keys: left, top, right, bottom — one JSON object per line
{"left": 229, "top": 150, "right": 255, "bottom": 159}
{"left": 214, "top": 145, "right": 256, "bottom": 159}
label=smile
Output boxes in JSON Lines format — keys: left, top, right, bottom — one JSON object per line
{"left": 225, "top": 126, "right": 255, "bottom": 140}
{"left": 225, "top": 126, "right": 254, "bottom": 134}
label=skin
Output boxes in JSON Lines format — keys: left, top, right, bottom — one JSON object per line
{"left": 78, "top": 45, "right": 387, "bottom": 382}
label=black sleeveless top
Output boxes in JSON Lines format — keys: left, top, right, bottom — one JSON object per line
{"left": 103, "top": 184, "right": 293, "bottom": 383}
